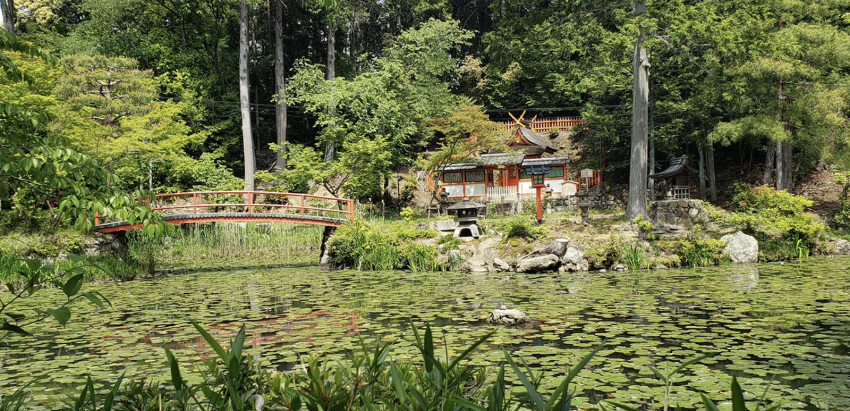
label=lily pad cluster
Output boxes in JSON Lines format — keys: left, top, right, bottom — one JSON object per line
{"left": 1, "top": 255, "right": 848, "bottom": 409}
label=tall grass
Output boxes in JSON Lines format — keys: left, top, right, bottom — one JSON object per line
{"left": 150, "top": 223, "right": 323, "bottom": 259}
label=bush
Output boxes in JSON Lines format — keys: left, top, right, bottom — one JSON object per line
{"left": 436, "top": 233, "right": 462, "bottom": 250}
{"left": 727, "top": 185, "right": 824, "bottom": 243}
{"left": 499, "top": 216, "right": 544, "bottom": 240}
{"left": 548, "top": 127, "right": 559, "bottom": 138}
{"left": 679, "top": 235, "right": 727, "bottom": 267}
{"left": 329, "top": 220, "right": 441, "bottom": 271}
{"left": 633, "top": 214, "right": 654, "bottom": 235}
{"left": 622, "top": 237, "right": 648, "bottom": 270}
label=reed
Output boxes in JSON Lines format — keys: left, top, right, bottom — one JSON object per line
{"left": 151, "top": 222, "right": 323, "bottom": 259}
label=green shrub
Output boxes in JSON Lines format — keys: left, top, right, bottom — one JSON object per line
{"left": 548, "top": 127, "right": 560, "bottom": 138}
{"left": 436, "top": 233, "right": 462, "bottom": 250}
{"left": 499, "top": 216, "right": 544, "bottom": 240}
{"left": 679, "top": 235, "right": 727, "bottom": 267}
{"left": 330, "top": 220, "right": 441, "bottom": 271}
{"left": 400, "top": 206, "right": 417, "bottom": 222}
{"left": 632, "top": 214, "right": 654, "bottom": 235}
{"left": 727, "top": 184, "right": 824, "bottom": 243}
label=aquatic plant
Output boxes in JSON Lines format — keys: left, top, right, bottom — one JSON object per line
{"left": 679, "top": 235, "right": 726, "bottom": 268}
{"left": 622, "top": 239, "right": 646, "bottom": 270}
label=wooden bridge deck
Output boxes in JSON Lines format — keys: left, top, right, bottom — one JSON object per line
{"left": 94, "top": 191, "right": 354, "bottom": 233}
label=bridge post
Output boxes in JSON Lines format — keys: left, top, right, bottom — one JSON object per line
{"left": 300, "top": 195, "right": 305, "bottom": 215}
{"left": 347, "top": 198, "right": 354, "bottom": 220}
{"left": 193, "top": 193, "right": 198, "bottom": 214}
{"left": 247, "top": 192, "right": 254, "bottom": 213}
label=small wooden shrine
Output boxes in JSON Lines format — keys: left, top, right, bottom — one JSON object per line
{"left": 648, "top": 155, "right": 699, "bottom": 200}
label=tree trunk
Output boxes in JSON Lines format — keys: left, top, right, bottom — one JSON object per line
{"left": 239, "top": 0, "right": 256, "bottom": 190}
{"left": 762, "top": 140, "right": 775, "bottom": 186}
{"left": 625, "top": 0, "right": 649, "bottom": 221}
{"left": 698, "top": 144, "right": 706, "bottom": 200}
{"left": 707, "top": 143, "right": 717, "bottom": 203}
{"left": 648, "top": 110, "right": 655, "bottom": 201}
{"left": 274, "top": 0, "right": 287, "bottom": 170}
{"left": 1, "top": 0, "right": 14, "bottom": 34}
{"left": 323, "top": 21, "right": 336, "bottom": 161}
{"left": 776, "top": 140, "right": 793, "bottom": 192}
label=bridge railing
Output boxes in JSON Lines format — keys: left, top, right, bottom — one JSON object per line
{"left": 95, "top": 191, "right": 354, "bottom": 226}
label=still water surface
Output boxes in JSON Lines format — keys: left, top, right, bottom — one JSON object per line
{"left": 2, "top": 255, "right": 849, "bottom": 409}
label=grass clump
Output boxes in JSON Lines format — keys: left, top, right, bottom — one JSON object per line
{"left": 329, "top": 220, "right": 441, "bottom": 271}
{"left": 679, "top": 235, "right": 727, "bottom": 267}
{"left": 498, "top": 216, "right": 544, "bottom": 241}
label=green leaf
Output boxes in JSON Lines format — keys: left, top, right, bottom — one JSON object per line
{"left": 1, "top": 321, "right": 30, "bottom": 336}
{"left": 46, "top": 307, "right": 71, "bottom": 327}
{"left": 390, "top": 362, "right": 408, "bottom": 405}
{"left": 604, "top": 401, "right": 642, "bottom": 411}
{"left": 545, "top": 342, "right": 603, "bottom": 411}
{"left": 424, "top": 323, "right": 434, "bottom": 372}
{"left": 165, "top": 347, "right": 184, "bottom": 391}
{"left": 669, "top": 353, "right": 714, "bottom": 379}
{"left": 104, "top": 372, "right": 125, "bottom": 411}
{"left": 190, "top": 320, "right": 229, "bottom": 364}
{"left": 448, "top": 328, "right": 496, "bottom": 372}
{"left": 4, "top": 312, "right": 25, "bottom": 321}
{"left": 731, "top": 376, "right": 746, "bottom": 411}
{"left": 700, "top": 393, "right": 720, "bottom": 411}
{"left": 62, "top": 274, "right": 85, "bottom": 298}
{"left": 83, "top": 293, "right": 103, "bottom": 308}
{"left": 502, "top": 349, "right": 545, "bottom": 411}
{"left": 648, "top": 366, "right": 667, "bottom": 384}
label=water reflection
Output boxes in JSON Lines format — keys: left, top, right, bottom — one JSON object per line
{"left": 727, "top": 264, "right": 759, "bottom": 292}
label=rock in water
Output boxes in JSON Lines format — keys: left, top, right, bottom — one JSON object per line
{"left": 492, "top": 258, "right": 511, "bottom": 271}
{"left": 835, "top": 239, "right": 850, "bottom": 255}
{"left": 487, "top": 309, "right": 528, "bottom": 326}
{"left": 515, "top": 254, "right": 560, "bottom": 273}
{"left": 542, "top": 239, "right": 570, "bottom": 258}
{"left": 562, "top": 247, "right": 584, "bottom": 265}
{"left": 720, "top": 231, "right": 759, "bottom": 264}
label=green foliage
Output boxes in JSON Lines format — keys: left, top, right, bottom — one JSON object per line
{"left": 622, "top": 239, "right": 647, "bottom": 270}
{"left": 399, "top": 181, "right": 416, "bottom": 204}
{"left": 728, "top": 185, "right": 824, "bottom": 242}
{"left": 54, "top": 54, "right": 204, "bottom": 192}
{"left": 329, "top": 220, "right": 442, "bottom": 271}
{"left": 548, "top": 127, "right": 559, "bottom": 139}
{"left": 42, "top": 320, "right": 777, "bottom": 411}
{"left": 679, "top": 235, "right": 727, "bottom": 268}
{"left": 632, "top": 214, "right": 654, "bottom": 235}
{"left": 400, "top": 206, "right": 417, "bottom": 223}
{"left": 436, "top": 233, "right": 462, "bottom": 251}
{"left": 499, "top": 216, "right": 544, "bottom": 240}
{"left": 0, "top": 254, "right": 114, "bottom": 342}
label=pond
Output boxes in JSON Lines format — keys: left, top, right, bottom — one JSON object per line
{"left": 1, "top": 255, "right": 849, "bottom": 409}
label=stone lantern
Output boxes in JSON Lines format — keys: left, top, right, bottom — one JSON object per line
{"left": 447, "top": 201, "right": 485, "bottom": 238}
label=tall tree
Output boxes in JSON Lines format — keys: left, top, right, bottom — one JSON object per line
{"left": 0, "top": 0, "right": 14, "bottom": 33}
{"left": 239, "top": 0, "right": 255, "bottom": 190}
{"left": 625, "top": 0, "right": 649, "bottom": 221}
{"left": 274, "top": 0, "right": 286, "bottom": 170}
{"left": 54, "top": 55, "right": 202, "bottom": 191}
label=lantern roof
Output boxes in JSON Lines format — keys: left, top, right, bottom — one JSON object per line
{"left": 447, "top": 201, "right": 486, "bottom": 210}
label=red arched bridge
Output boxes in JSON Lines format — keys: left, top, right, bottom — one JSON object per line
{"left": 94, "top": 191, "right": 354, "bottom": 233}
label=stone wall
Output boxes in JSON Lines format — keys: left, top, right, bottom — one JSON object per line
{"left": 650, "top": 199, "right": 709, "bottom": 228}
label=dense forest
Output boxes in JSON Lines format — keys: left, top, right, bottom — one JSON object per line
{"left": 2, "top": 0, "right": 850, "bottom": 207}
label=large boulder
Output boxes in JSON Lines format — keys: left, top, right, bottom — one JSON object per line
{"left": 835, "top": 239, "right": 850, "bottom": 255}
{"left": 720, "top": 231, "right": 759, "bottom": 264}
{"left": 487, "top": 309, "right": 528, "bottom": 326}
{"left": 515, "top": 254, "right": 560, "bottom": 273}
{"left": 492, "top": 258, "right": 511, "bottom": 272}
{"left": 562, "top": 247, "right": 584, "bottom": 265}
{"left": 542, "top": 239, "right": 570, "bottom": 258}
